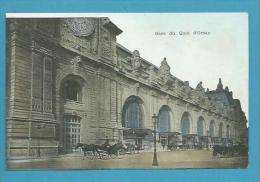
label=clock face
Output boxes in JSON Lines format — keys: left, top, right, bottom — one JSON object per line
{"left": 65, "top": 18, "right": 96, "bottom": 37}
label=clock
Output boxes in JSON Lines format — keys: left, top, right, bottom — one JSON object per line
{"left": 65, "top": 18, "right": 96, "bottom": 37}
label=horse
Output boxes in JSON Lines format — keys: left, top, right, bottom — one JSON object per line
{"left": 76, "top": 143, "right": 99, "bottom": 160}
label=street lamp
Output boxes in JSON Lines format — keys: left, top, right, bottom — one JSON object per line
{"left": 206, "top": 130, "right": 209, "bottom": 150}
{"left": 152, "top": 113, "right": 159, "bottom": 166}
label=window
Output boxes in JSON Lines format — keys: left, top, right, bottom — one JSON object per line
{"left": 64, "top": 80, "right": 82, "bottom": 102}
{"left": 197, "top": 117, "right": 204, "bottom": 136}
{"left": 122, "top": 97, "right": 143, "bottom": 129}
{"left": 158, "top": 106, "right": 171, "bottom": 132}
{"left": 226, "top": 125, "right": 230, "bottom": 138}
{"left": 219, "top": 123, "right": 223, "bottom": 138}
{"left": 209, "top": 121, "right": 215, "bottom": 137}
{"left": 181, "top": 112, "right": 190, "bottom": 135}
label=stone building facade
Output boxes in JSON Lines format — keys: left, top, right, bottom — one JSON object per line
{"left": 6, "top": 17, "right": 248, "bottom": 158}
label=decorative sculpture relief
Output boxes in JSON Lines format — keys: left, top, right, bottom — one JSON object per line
{"left": 125, "top": 50, "right": 143, "bottom": 72}
{"left": 193, "top": 81, "right": 207, "bottom": 105}
{"left": 132, "top": 83, "right": 140, "bottom": 95}
{"left": 101, "top": 32, "right": 112, "bottom": 59}
{"left": 59, "top": 19, "right": 98, "bottom": 57}
{"left": 132, "top": 50, "right": 142, "bottom": 71}
{"left": 65, "top": 18, "right": 96, "bottom": 37}
{"left": 181, "top": 81, "right": 192, "bottom": 99}
{"left": 157, "top": 58, "right": 173, "bottom": 89}
{"left": 196, "top": 81, "right": 205, "bottom": 92}
{"left": 71, "top": 55, "right": 81, "bottom": 72}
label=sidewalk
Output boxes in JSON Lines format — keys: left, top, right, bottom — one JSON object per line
{"left": 7, "top": 152, "right": 83, "bottom": 163}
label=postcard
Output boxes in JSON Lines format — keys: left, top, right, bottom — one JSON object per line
{"left": 5, "top": 13, "right": 248, "bottom": 170}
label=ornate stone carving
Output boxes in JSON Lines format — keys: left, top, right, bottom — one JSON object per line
{"left": 159, "top": 57, "right": 171, "bottom": 74}
{"left": 196, "top": 81, "right": 205, "bottom": 92}
{"left": 65, "top": 18, "right": 96, "bottom": 37}
{"left": 192, "top": 81, "right": 207, "bottom": 105}
{"left": 32, "top": 98, "right": 42, "bottom": 112}
{"left": 157, "top": 58, "right": 173, "bottom": 90}
{"left": 125, "top": 50, "right": 143, "bottom": 73}
{"left": 71, "top": 55, "right": 82, "bottom": 72}
{"left": 216, "top": 78, "right": 224, "bottom": 90}
{"left": 59, "top": 19, "right": 98, "bottom": 57}
{"left": 181, "top": 81, "right": 192, "bottom": 99}
{"left": 165, "top": 95, "right": 170, "bottom": 104}
{"left": 101, "top": 32, "right": 112, "bottom": 59}
{"left": 121, "top": 50, "right": 151, "bottom": 80}
{"left": 43, "top": 101, "right": 53, "bottom": 113}
{"left": 116, "top": 56, "right": 123, "bottom": 70}
{"left": 131, "top": 50, "right": 142, "bottom": 71}
{"left": 132, "top": 83, "right": 140, "bottom": 95}
{"left": 186, "top": 103, "right": 193, "bottom": 111}
{"left": 32, "top": 41, "right": 52, "bottom": 56}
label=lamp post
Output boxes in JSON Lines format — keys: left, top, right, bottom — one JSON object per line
{"left": 206, "top": 130, "right": 209, "bottom": 150}
{"left": 152, "top": 113, "right": 159, "bottom": 166}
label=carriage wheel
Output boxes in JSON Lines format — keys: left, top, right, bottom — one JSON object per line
{"left": 103, "top": 154, "right": 110, "bottom": 160}
{"left": 118, "top": 149, "right": 126, "bottom": 155}
{"left": 101, "top": 152, "right": 109, "bottom": 160}
{"left": 110, "top": 154, "right": 117, "bottom": 159}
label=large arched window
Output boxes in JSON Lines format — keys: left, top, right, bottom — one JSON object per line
{"left": 226, "top": 125, "right": 230, "bottom": 138}
{"left": 181, "top": 112, "right": 190, "bottom": 135}
{"left": 64, "top": 80, "right": 82, "bottom": 102}
{"left": 197, "top": 117, "right": 204, "bottom": 136}
{"left": 219, "top": 123, "right": 223, "bottom": 138}
{"left": 158, "top": 106, "right": 171, "bottom": 132}
{"left": 122, "top": 96, "right": 144, "bottom": 129}
{"left": 209, "top": 120, "right": 215, "bottom": 137}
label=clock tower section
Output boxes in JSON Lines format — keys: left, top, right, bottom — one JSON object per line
{"left": 59, "top": 17, "right": 123, "bottom": 65}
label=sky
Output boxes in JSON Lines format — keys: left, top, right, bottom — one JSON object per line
{"left": 108, "top": 13, "right": 248, "bottom": 119}
{"left": 7, "top": 13, "right": 248, "bottom": 118}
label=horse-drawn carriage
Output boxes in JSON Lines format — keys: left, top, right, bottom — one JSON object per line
{"left": 167, "top": 133, "right": 207, "bottom": 150}
{"left": 212, "top": 141, "right": 248, "bottom": 157}
{"left": 166, "top": 132, "right": 182, "bottom": 151}
{"left": 76, "top": 141, "right": 127, "bottom": 160}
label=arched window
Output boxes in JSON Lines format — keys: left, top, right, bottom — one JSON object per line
{"left": 209, "top": 120, "right": 215, "bottom": 137}
{"left": 158, "top": 106, "right": 171, "bottom": 132}
{"left": 226, "top": 125, "right": 230, "bottom": 138}
{"left": 197, "top": 117, "right": 204, "bottom": 136}
{"left": 219, "top": 123, "right": 223, "bottom": 138}
{"left": 181, "top": 112, "right": 190, "bottom": 135}
{"left": 64, "top": 80, "right": 82, "bottom": 102}
{"left": 122, "top": 96, "right": 143, "bottom": 129}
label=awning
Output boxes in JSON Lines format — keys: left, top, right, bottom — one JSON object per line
{"left": 182, "top": 134, "right": 198, "bottom": 138}
{"left": 123, "top": 128, "right": 153, "bottom": 136}
{"left": 159, "top": 132, "right": 181, "bottom": 137}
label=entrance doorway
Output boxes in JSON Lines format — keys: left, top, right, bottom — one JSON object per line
{"left": 64, "top": 115, "right": 81, "bottom": 153}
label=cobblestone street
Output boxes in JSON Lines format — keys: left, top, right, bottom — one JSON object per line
{"left": 7, "top": 150, "right": 247, "bottom": 170}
